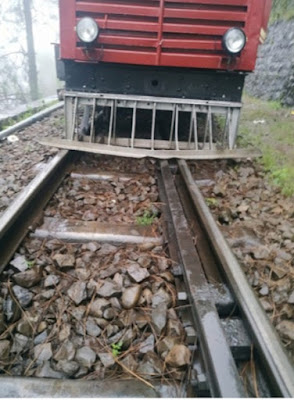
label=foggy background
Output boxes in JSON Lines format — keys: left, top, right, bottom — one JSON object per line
{"left": 0, "top": 0, "right": 59, "bottom": 114}
{"left": 0, "top": 0, "right": 292, "bottom": 116}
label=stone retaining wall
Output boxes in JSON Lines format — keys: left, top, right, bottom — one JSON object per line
{"left": 245, "top": 20, "right": 294, "bottom": 106}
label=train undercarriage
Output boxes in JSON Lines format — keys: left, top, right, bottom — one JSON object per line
{"left": 50, "top": 59, "right": 255, "bottom": 159}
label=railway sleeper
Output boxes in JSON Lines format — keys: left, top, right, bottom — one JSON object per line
{"left": 0, "top": 151, "right": 293, "bottom": 397}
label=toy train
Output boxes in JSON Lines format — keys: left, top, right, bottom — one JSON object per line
{"left": 52, "top": 0, "right": 272, "bottom": 159}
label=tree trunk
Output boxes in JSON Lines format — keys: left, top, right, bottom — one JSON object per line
{"left": 23, "top": 0, "right": 38, "bottom": 101}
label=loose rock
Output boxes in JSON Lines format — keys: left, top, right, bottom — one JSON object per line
{"left": 56, "top": 360, "right": 80, "bottom": 376}
{"left": 13, "top": 267, "right": 42, "bottom": 288}
{"left": 288, "top": 291, "right": 294, "bottom": 304}
{"left": 165, "top": 344, "right": 191, "bottom": 367}
{"left": 0, "top": 340, "right": 10, "bottom": 360}
{"left": 139, "top": 334, "right": 155, "bottom": 354}
{"left": 68, "top": 281, "right": 87, "bottom": 305}
{"left": 12, "top": 285, "right": 33, "bottom": 307}
{"left": 152, "top": 288, "right": 172, "bottom": 308}
{"left": 121, "top": 285, "right": 141, "bottom": 309}
{"left": 53, "top": 253, "right": 75, "bottom": 268}
{"left": 121, "top": 354, "right": 138, "bottom": 372}
{"left": 167, "top": 318, "right": 184, "bottom": 337}
{"left": 137, "top": 352, "right": 163, "bottom": 377}
{"left": 59, "top": 324, "right": 71, "bottom": 341}
{"left": 137, "top": 256, "right": 151, "bottom": 269}
{"left": 34, "top": 343, "right": 52, "bottom": 361}
{"left": 11, "top": 334, "right": 29, "bottom": 353}
{"left": 44, "top": 274, "right": 60, "bottom": 288}
{"left": 98, "top": 244, "right": 118, "bottom": 256}
{"left": 151, "top": 304, "right": 167, "bottom": 335}
{"left": 16, "top": 319, "right": 33, "bottom": 337}
{"left": 54, "top": 341, "right": 76, "bottom": 361}
{"left": 34, "top": 330, "right": 48, "bottom": 345}
{"left": 10, "top": 256, "right": 29, "bottom": 272}
{"left": 86, "top": 318, "right": 101, "bottom": 337}
{"left": 89, "top": 298, "right": 110, "bottom": 318}
{"left": 97, "top": 280, "right": 121, "bottom": 297}
{"left": 276, "top": 320, "right": 294, "bottom": 341}
{"left": 35, "top": 361, "right": 64, "bottom": 379}
{"left": 75, "top": 346, "right": 96, "bottom": 368}
{"left": 103, "top": 308, "right": 117, "bottom": 320}
{"left": 98, "top": 352, "right": 115, "bottom": 368}
{"left": 157, "top": 337, "right": 181, "bottom": 355}
{"left": 252, "top": 246, "right": 271, "bottom": 260}
{"left": 127, "top": 263, "right": 150, "bottom": 283}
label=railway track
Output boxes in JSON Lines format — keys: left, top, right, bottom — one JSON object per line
{"left": 0, "top": 150, "right": 293, "bottom": 397}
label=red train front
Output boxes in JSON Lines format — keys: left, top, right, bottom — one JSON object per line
{"left": 53, "top": 0, "right": 272, "bottom": 159}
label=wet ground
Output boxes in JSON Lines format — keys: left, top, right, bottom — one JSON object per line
{"left": 0, "top": 152, "right": 191, "bottom": 394}
{"left": 46, "top": 161, "right": 160, "bottom": 226}
{"left": 189, "top": 159, "right": 294, "bottom": 362}
{"left": 0, "top": 237, "right": 190, "bottom": 388}
{"left": 0, "top": 108, "right": 293, "bottom": 386}
{"left": 0, "top": 110, "right": 62, "bottom": 217}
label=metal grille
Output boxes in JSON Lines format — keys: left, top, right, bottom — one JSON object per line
{"left": 75, "top": 0, "right": 249, "bottom": 67}
{"left": 63, "top": 91, "right": 243, "bottom": 159}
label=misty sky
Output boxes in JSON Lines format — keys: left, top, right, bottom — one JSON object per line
{"left": 0, "top": 0, "right": 60, "bottom": 105}
{"left": 33, "top": 0, "right": 59, "bottom": 52}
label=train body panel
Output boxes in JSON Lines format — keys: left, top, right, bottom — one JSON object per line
{"left": 55, "top": 0, "right": 272, "bottom": 159}
{"left": 59, "top": 0, "right": 271, "bottom": 72}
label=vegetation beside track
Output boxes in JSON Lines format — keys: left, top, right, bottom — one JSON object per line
{"left": 271, "top": 0, "right": 294, "bottom": 22}
{"left": 0, "top": 100, "right": 59, "bottom": 131}
{"left": 238, "top": 94, "right": 294, "bottom": 197}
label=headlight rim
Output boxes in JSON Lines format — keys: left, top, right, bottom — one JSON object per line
{"left": 222, "top": 27, "right": 247, "bottom": 56}
{"left": 76, "top": 17, "right": 99, "bottom": 44}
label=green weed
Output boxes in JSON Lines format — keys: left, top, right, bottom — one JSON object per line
{"left": 205, "top": 198, "right": 218, "bottom": 207}
{"left": 136, "top": 210, "right": 156, "bottom": 226}
{"left": 26, "top": 260, "right": 35, "bottom": 269}
{"left": 111, "top": 341, "right": 123, "bottom": 357}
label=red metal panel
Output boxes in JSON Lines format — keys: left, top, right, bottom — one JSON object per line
{"left": 241, "top": 0, "right": 265, "bottom": 70}
{"left": 98, "top": 35, "right": 158, "bottom": 49}
{"left": 59, "top": 0, "right": 76, "bottom": 59}
{"left": 262, "top": 0, "right": 272, "bottom": 31}
{"left": 96, "top": 18, "right": 159, "bottom": 33}
{"left": 75, "top": 48, "right": 158, "bottom": 65}
{"left": 76, "top": 3, "right": 160, "bottom": 18}
{"left": 163, "top": 8, "right": 247, "bottom": 22}
{"left": 162, "top": 22, "right": 236, "bottom": 36}
{"left": 156, "top": 0, "right": 165, "bottom": 64}
{"left": 165, "top": 0, "right": 248, "bottom": 5}
{"left": 59, "top": 0, "right": 271, "bottom": 72}
{"left": 95, "top": 35, "right": 222, "bottom": 51}
{"left": 162, "top": 39, "right": 222, "bottom": 51}
{"left": 75, "top": 48, "right": 224, "bottom": 69}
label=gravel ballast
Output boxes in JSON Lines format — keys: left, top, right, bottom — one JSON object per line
{"left": 189, "top": 159, "right": 294, "bottom": 362}
{"left": 0, "top": 110, "right": 63, "bottom": 217}
{"left": 0, "top": 109, "right": 293, "bottom": 384}
{"left": 0, "top": 237, "right": 191, "bottom": 384}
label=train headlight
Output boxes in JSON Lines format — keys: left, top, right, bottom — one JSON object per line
{"left": 222, "top": 28, "right": 246, "bottom": 55}
{"left": 76, "top": 17, "right": 99, "bottom": 43}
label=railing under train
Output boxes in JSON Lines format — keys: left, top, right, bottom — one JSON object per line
{"left": 47, "top": 91, "right": 256, "bottom": 159}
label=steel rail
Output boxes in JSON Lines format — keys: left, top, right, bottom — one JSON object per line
{"left": 160, "top": 160, "right": 246, "bottom": 398}
{"left": 0, "top": 377, "right": 159, "bottom": 397}
{"left": 0, "top": 102, "right": 63, "bottom": 140}
{"left": 0, "top": 150, "right": 74, "bottom": 273}
{"left": 177, "top": 159, "right": 294, "bottom": 398}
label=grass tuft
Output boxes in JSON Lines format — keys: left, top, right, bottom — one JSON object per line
{"left": 136, "top": 210, "right": 156, "bottom": 226}
{"left": 238, "top": 94, "right": 294, "bottom": 197}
